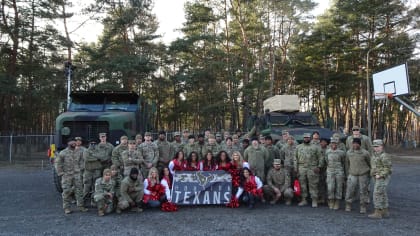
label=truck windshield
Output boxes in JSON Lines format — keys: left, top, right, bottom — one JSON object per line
{"left": 68, "top": 94, "right": 138, "bottom": 112}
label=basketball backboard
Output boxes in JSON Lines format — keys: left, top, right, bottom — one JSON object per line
{"left": 372, "top": 63, "right": 410, "bottom": 100}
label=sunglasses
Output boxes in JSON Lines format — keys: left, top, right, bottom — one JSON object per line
{"left": 352, "top": 129, "right": 359, "bottom": 131}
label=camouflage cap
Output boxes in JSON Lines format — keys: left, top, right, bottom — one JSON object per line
{"left": 232, "top": 134, "right": 239, "bottom": 139}
{"left": 75, "top": 137, "right": 82, "bottom": 141}
{"left": 144, "top": 132, "right": 152, "bottom": 136}
{"left": 215, "top": 133, "right": 222, "bottom": 137}
{"left": 99, "top": 132, "right": 107, "bottom": 137}
{"left": 188, "top": 134, "right": 195, "bottom": 139}
{"left": 120, "top": 135, "right": 128, "bottom": 140}
{"left": 208, "top": 134, "right": 215, "bottom": 139}
{"left": 183, "top": 129, "right": 189, "bottom": 133}
{"left": 173, "top": 131, "right": 181, "bottom": 136}
{"left": 330, "top": 137, "right": 339, "bottom": 143}
{"left": 332, "top": 133, "right": 341, "bottom": 139}
{"left": 303, "top": 133, "right": 311, "bottom": 138}
{"left": 135, "top": 134, "right": 143, "bottom": 140}
{"left": 287, "top": 135, "right": 295, "bottom": 140}
{"left": 273, "top": 159, "right": 282, "bottom": 165}
{"left": 282, "top": 130, "right": 289, "bottom": 135}
{"left": 372, "top": 139, "right": 384, "bottom": 147}
{"left": 128, "top": 140, "right": 136, "bottom": 144}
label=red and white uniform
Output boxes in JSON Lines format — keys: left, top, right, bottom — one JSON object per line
{"left": 235, "top": 175, "right": 263, "bottom": 199}
{"left": 143, "top": 178, "right": 165, "bottom": 203}
{"left": 216, "top": 162, "right": 233, "bottom": 172}
{"left": 185, "top": 161, "right": 200, "bottom": 171}
{"left": 229, "top": 161, "right": 250, "bottom": 188}
{"left": 168, "top": 159, "right": 186, "bottom": 175}
{"left": 200, "top": 161, "right": 217, "bottom": 171}
{"left": 160, "top": 176, "right": 172, "bottom": 202}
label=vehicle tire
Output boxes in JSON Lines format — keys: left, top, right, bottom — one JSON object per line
{"left": 53, "top": 167, "right": 63, "bottom": 193}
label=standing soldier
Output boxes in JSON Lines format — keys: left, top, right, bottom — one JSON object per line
{"left": 325, "top": 137, "right": 346, "bottom": 210}
{"left": 155, "top": 131, "right": 172, "bottom": 173}
{"left": 368, "top": 139, "right": 392, "bottom": 219}
{"left": 332, "top": 133, "right": 347, "bottom": 152}
{"left": 222, "top": 137, "right": 235, "bottom": 157}
{"left": 318, "top": 138, "right": 329, "bottom": 205}
{"left": 55, "top": 139, "right": 88, "bottom": 214}
{"left": 196, "top": 134, "right": 206, "bottom": 159}
{"left": 93, "top": 169, "right": 115, "bottom": 216}
{"left": 311, "top": 131, "right": 321, "bottom": 146}
{"left": 280, "top": 136, "right": 297, "bottom": 185}
{"left": 117, "top": 167, "right": 144, "bottom": 213}
{"left": 122, "top": 140, "right": 144, "bottom": 176}
{"left": 139, "top": 132, "right": 159, "bottom": 178}
{"left": 83, "top": 139, "right": 103, "bottom": 206}
{"left": 97, "top": 133, "right": 114, "bottom": 171}
{"left": 263, "top": 159, "right": 294, "bottom": 205}
{"left": 264, "top": 135, "right": 281, "bottom": 177}
{"left": 135, "top": 134, "right": 143, "bottom": 147}
{"left": 275, "top": 130, "right": 289, "bottom": 150}
{"left": 346, "top": 125, "right": 372, "bottom": 153}
{"left": 202, "top": 134, "right": 222, "bottom": 158}
{"left": 183, "top": 135, "right": 200, "bottom": 158}
{"left": 294, "top": 133, "right": 323, "bottom": 207}
{"left": 74, "top": 137, "right": 86, "bottom": 181}
{"left": 181, "top": 129, "right": 190, "bottom": 144}
{"left": 111, "top": 135, "right": 128, "bottom": 174}
{"left": 244, "top": 137, "right": 268, "bottom": 182}
{"left": 345, "top": 138, "right": 371, "bottom": 214}
{"left": 232, "top": 135, "right": 242, "bottom": 153}
{"left": 171, "top": 131, "right": 184, "bottom": 158}
{"left": 215, "top": 133, "right": 223, "bottom": 145}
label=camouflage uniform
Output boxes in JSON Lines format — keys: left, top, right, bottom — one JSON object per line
{"left": 122, "top": 149, "right": 144, "bottom": 176}
{"left": 183, "top": 142, "right": 201, "bottom": 159}
{"left": 171, "top": 141, "right": 184, "bottom": 158}
{"left": 118, "top": 175, "right": 144, "bottom": 211}
{"left": 55, "top": 146, "right": 84, "bottom": 211}
{"left": 346, "top": 135, "right": 372, "bottom": 154}
{"left": 111, "top": 144, "right": 128, "bottom": 174}
{"left": 370, "top": 149, "right": 392, "bottom": 211}
{"left": 94, "top": 177, "right": 115, "bottom": 214}
{"left": 75, "top": 145, "right": 86, "bottom": 181}
{"left": 325, "top": 147, "right": 346, "bottom": 202}
{"left": 202, "top": 143, "right": 223, "bottom": 159}
{"left": 96, "top": 142, "right": 114, "bottom": 170}
{"left": 280, "top": 143, "right": 297, "bottom": 183}
{"left": 83, "top": 145, "right": 103, "bottom": 200}
{"left": 294, "top": 142, "right": 323, "bottom": 204}
{"left": 139, "top": 142, "right": 159, "bottom": 178}
{"left": 244, "top": 145, "right": 268, "bottom": 182}
{"left": 318, "top": 145, "right": 328, "bottom": 204}
{"left": 263, "top": 166, "right": 293, "bottom": 202}
{"left": 155, "top": 139, "right": 172, "bottom": 172}
{"left": 264, "top": 144, "right": 281, "bottom": 177}
{"left": 345, "top": 148, "right": 371, "bottom": 211}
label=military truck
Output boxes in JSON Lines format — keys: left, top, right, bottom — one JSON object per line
{"left": 51, "top": 90, "right": 152, "bottom": 192}
{"left": 260, "top": 95, "right": 338, "bottom": 143}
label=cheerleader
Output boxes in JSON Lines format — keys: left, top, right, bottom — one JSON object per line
{"left": 235, "top": 167, "right": 263, "bottom": 209}
{"left": 160, "top": 167, "right": 172, "bottom": 202}
{"left": 143, "top": 167, "right": 165, "bottom": 208}
{"left": 200, "top": 151, "right": 217, "bottom": 171}
{"left": 186, "top": 151, "right": 200, "bottom": 171}
{"left": 168, "top": 150, "right": 186, "bottom": 175}
{"left": 216, "top": 151, "right": 232, "bottom": 172}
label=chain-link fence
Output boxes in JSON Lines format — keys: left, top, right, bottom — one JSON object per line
{"left": 0, "top": 135, "right": 54, "bottom": 163}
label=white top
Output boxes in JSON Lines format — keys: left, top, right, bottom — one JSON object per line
{"left": 160, "top": 178, "right": 171, "bottom": 202}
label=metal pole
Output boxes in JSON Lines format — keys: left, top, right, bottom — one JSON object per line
{"left": 366, "top": 43, "right": 383, "bottom": 140}
{"left": 65, "top": 61, "right": 72, "bottom": 110}
{"left": 9, "top": 134, "right": 12, "bottom": 164}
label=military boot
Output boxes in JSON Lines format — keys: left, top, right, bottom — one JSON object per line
{"left": 64, "top": 208, "right": 72, "bottom": 214}
{"left": 345, "top": 202, "right": 351, "bottom": 212}
{"left": 382, "top": 208, "right": 389, "bottom": 218}
{"left": 78, "top": 206, "right": 88, "bottom": 212}
{"left": 311, "top": 199, "right": 318, "bottom": 208}
{"left": 116, "top": 207, "right": 122, "bottom": 214}
{"left": 285, "top": 199, "right": 292, "bottom": 206}
{"left": 298, "top": 199, "right": 308, "bottom": 206}
{"left": 98, "top": 209, "right": 105, "bottom": 216}
{"left": 328, "top": 200, "right": 334, "bottom": 209}
{"left": 368, "top": 209, "right": 382, "bottom": 219}
{"left": 333, "top": 200, "right": 340, "bottom": 210}
{"left": 360, "top": 203, "right": 367, "bottom": 214}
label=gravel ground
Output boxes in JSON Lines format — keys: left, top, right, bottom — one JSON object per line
{"left": 0, "top": 155, "right": 419, "bottom": 236}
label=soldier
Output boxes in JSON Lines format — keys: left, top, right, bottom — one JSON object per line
{"left": 55, "top": 139, "right": 87, "bottom": 214}
{"left": 275, "top": 130, "right": 289, "bottom": 150}
{"left": 244, "top": 137, "right": 268, "bottom": 182}
{"left": 74, "top": 137, "right": 86, "bottom": 180}
{"left": 294, "top": 133, "right": 323, "bottom": 207}
{"left": 110, "top": 164, "right": 123, "bottom": 208}
{"left": 170, "top": 131, "right": 184, "bottom": 158}
{"left": 332, "top": 133, "right": 346, "bottom": 152}
{"left": 368, "top": 139, "right": 392, "bottom": 219}
{"left": 318, "top": 138, "right": 329, "bottom": 205}
{"left": 183, "top": 134, "right": 200, "bottom": 158}
{"left": 325, "top": 137, "right": 346, "bottom": 210}
{"left": 232, "top": 134, "right": 242, "bottom": 153}
{"left": 196, "top": 134, "right": 206, "bottom": 159}
{"left": 117, "top": 167, "right": 144, "bottom": 213}
{"left": 93, "top": 169, "right": 115, "bottom": 216}
{"left": 241, "top": 139, "right": 250, "bottom": 156}
{"left": 135, "top": 134, "right": 143, "bottom": 147}
{"left": 111, "top": 135, "right": 128, "bottom": 174}
{"left": 155, "top": 131, "right": 172, "bottom": 173}
{"left": 345, "top": 138, "right": 371, "bottom": 214}
{"left": 97, "top": 133, "right": 114, "bottom": 170}
{"left": 264, "top": 135, "right": 281, "bottom": 177}
{"left": 202, "top": 134, "right": 222, "bottom": 159}
{"left": 83, "top": 139, "right": 103, "bottom": 205}
{"left": 280, "top": 135, "right": 297, "bottom": 184}
{"left": 181, "top": 129, "right": 190, "bottom": 144}
{"left": 222, "top": 137, "right": 235, "bottom": 157}
{"left": 263, "top": 159, "right": 293, "bottom": 205}
{"left": 311, "top": 131, "right": 321, "bottom": 146}
{"left": 122, "top": 140, "right": 144, "bottom": 176}
{"left": 139, "top": 132, "right": 159, "bottom": 178}
{"left": 215, "top": 133, "right": 223, "bottom": 145}
{"left": 346, "top": 125, "right": 372, "bottom": 153}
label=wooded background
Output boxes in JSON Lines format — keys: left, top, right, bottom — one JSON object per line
{"left": 1, "top": 0, "right": 419, "bottom": 145}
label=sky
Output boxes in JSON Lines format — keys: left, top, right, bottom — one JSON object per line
{"left": 66, "top": 0, "right": 332, "bottom": 44}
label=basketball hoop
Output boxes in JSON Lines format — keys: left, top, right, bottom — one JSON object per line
{"left": 374, "top": 93, "right": 393, "bottom": 100}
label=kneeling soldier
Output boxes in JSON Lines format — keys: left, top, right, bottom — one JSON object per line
{"left": 117, "top": 167, "right": 144, "bottom": 213}
{"left": 94, "top": 169, "right": 115, "bottom": 216}
{"left": 263, "top": 159, "right": 293, "bottom": 205}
